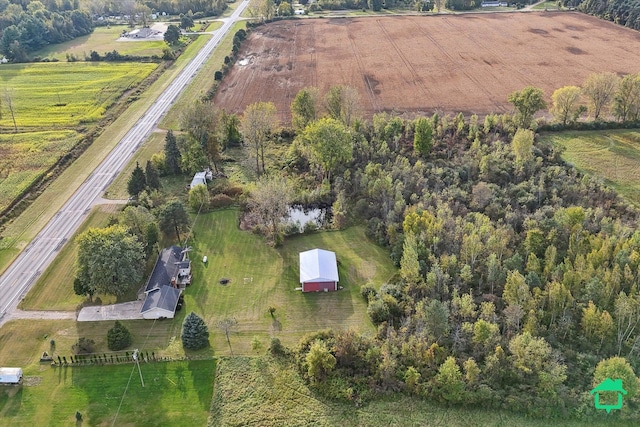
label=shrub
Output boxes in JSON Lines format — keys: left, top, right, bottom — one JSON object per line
{"left": 210, "top": 193, "right": 234, "bottom": 208}
{"left": 72, "top": 337, "right": 95, "bottom": 355}
{"left": 214, "top": 70, "right": 223, "bottom": 81}
{"left": 107, "top": 321, "right": 132, "bottom": 351}
{"left": 269, "top": 337, "right": 287, "bottom": 356}
{"left": 181, "top": 312, "right": 210, "bottom": 350}
{"left": 360, "top": 283, "right": 377, "bottom": 301}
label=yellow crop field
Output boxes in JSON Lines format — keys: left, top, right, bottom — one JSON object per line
{"left": 0, "top": 62, "right": 158, "bottom": 129}
{"left": 0, "top": 130, "right": 81, "bottom": 211}
{"left": 0, "top": 61, "right": 158, "bottom": 214}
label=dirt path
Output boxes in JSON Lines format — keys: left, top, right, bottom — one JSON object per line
{"left": 0, "top": 309, "right": 76, "bottom": 327}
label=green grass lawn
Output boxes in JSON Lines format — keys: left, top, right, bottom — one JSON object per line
{"left": 532, "top": 1, "right": 561, "bottom": 10}
{"left": 211, "top": 356, "right": 599, "bottom": 427}
{"left": 0, "top": 359, "right": 215, "bottom": 426}
{"left": 542, "top": 129, "right": 640, "bottom": 205}
{"left": 33, "top": 25, "right": 165, "bottom": 60}
{"left": 184, "top": 208, "right": 397, "bottom": 354}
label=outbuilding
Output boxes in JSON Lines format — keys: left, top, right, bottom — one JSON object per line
{"left": 299, "top": 248, "right": 339, "bottom": 292}
{"left": 140, "top": 286, "right": 182, "bottom": 320}
{"left": 0, "top": 367, "right": 23, "bottom": 384}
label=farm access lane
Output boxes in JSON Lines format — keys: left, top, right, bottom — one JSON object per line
{"left": 0, "top": 0, "right": 251, "bottom": 328}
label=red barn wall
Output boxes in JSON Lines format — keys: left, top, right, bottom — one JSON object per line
{"left": 302, "top": 281, "right": 336, "bottom": 292}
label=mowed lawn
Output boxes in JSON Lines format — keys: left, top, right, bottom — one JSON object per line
{"left": 33, "top": 25, "right": 165, "bottom": 60}
{"left": 543, "top": 130, "right": 640, "bottom": 205}
{"left": 0, "top": 359, "right": 215, "bottom": 427}
{"left": 187, "top": 209, "right": 397, "bottom": 353}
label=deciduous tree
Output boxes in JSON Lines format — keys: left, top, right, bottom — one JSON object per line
{"left": 613, "top": 73, "right": 640, "bottom": 122}
{"left": 241, "top": 101, "right": 278, "bottom": 175}
{"left": 298, "top": 117, "right": 353, "bottom": 181}
{"left": 247, "top": 174, "right": 293, "bottom": 245}
{"left": 550, "top": 86, "right": 584, "bottom": 125}
{"left": 582, "top": 72, "right": 618, "bottom": 120}
{"left": 75, "top": 225, "right": 145, "bottom": 297}
{"left": 508, "top": 86, "right": 547, "bottom": 129}
{"left": 306, "top": 339, "right": 336, "bottom": 380}
{"left": 413, "top": 117, "right": 433, "bottom": 156}
{"left": 188, "top": 184, "right": 209, "bottom": 212}
{"left": 144, "top": 160, "right": 161, "bottom": 190}
{"left": 593, "top": 356, "right": 638, "bottom": 399}
{"left": 291, "top": 87, "right": 319, "bottom": 132}
{"left": 216, "top": 318, "right": 238, "bottom": 354}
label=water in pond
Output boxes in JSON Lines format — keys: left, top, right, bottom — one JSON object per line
{"left": 284, "top": 205, "right": 329, "bottom": 233}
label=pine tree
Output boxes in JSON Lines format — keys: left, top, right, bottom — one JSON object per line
{"left": 107, "top": 321, "right": 132, "bottom": 351}
{"left": 127, "top": 162, "right": 146, "bottom": 198}
{"left": 164, "top": 130, "right": 182, "bottom": 175}
{"left": 145, "top": 160, "right": 161, "bottom": 190}
{"left": 181, "top": 312, "right": 210, "bottom": 350}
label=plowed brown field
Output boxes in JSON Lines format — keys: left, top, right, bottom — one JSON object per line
{"left": 214, "top": 12, "right": 640, "bottom": 123}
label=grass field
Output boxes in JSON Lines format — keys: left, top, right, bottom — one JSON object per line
{"left": 0, "top": 130, "right": 80, "bottom": 213}
{"left": 542, "top": 130, "right": 640, "bottom": 205}
{"left": 531, "top": 1, "right": 561, "bottom": 10}
{"left": 19, "top": 204, "right": 124, "bottom": 311}
{"left": 211, "top": 356, "right": 601, "bottom": 427}
{"left": 186, "top": 209, "right": 397, "bottom": 353}
{"left": 33, "top": 25, "right": 166, "bottom": 60}
{"left": 0, "top": 359, "right": 215, "bottom": 426}
{"left": 0, "top": 62, "right": 157, "bottom": 129}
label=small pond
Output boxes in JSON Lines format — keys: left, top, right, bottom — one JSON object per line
{"left": 283, "top": 205, "right": 330, "bottom": 233}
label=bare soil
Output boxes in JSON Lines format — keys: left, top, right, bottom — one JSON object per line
{"left": 214, "top": 12, "right": 640, "bottom": 123}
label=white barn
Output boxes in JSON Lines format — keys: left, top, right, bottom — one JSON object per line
{"left": 299, "top": 248, "right": 339, "bottom": 292}
{"left": 0, "top": 367, "right": 23, "bottom": 384}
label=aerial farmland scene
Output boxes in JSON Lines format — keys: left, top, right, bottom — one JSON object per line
{"left": 2, "top": 0, "right": 640, "bottom": 425}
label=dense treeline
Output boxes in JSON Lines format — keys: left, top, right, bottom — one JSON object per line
{"left": 578, "top": 0, "right": 640, "bottom": 30}
{"left": 0, "top": 0, "right": 93, "bottom": 61}
{"left": 259, "top": 86, "right": 640, "bottom": 420}
{"left": 125, "top": 0, "right": 227, "bottom": 17}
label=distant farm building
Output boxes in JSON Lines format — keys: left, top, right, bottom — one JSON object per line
{"left": 0, "top": 367, "right": 23, "bottom": 385}
{"left": 299, "top": 248, "right": 339, "bottom": 292}
{"left": 140, "top": 246, "right": 190, "bottom": 319}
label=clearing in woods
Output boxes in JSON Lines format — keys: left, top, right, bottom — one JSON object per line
{"left": 214, "top": 12, "right": 640, "bottom": 123}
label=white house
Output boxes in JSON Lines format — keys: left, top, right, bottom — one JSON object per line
{"left": 299, "top": 248, "right": 339, "bottom": 292}
{"left": 140, "top": 286, "right": 182, "bottom": 319}
{"left": 0, "top": 367, "right": 23, "bottom": 384}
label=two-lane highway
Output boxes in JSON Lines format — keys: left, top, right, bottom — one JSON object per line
{"left": 0, "top": 0, "right": 251, "bottom": 324}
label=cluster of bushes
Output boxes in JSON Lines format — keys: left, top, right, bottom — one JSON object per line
{"left": 206, "top": 28, "right": 250, "bottom": 100}
{"left": 83, "top": 50, "right": 162, "bottom": 62}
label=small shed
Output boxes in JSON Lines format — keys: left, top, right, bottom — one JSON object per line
{"left": 299, "top": 248, "right": 339, "bottom": 292}
{"left": 140, "top": 286, "right": 182, "bottom": 319}
{"left": 0, "top": 367, "right": 23, "bottom": 384}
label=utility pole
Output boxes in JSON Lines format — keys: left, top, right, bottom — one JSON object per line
{"left": 133, "top": 349, "right": 145, "bottom": 387}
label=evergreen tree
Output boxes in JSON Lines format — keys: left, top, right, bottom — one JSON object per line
{"left": 107, "top": 321, "right": 132, "bottom": 351}
{"left": 145, "top": 160, "right": 161, "bottom": 190}
{"left": 164, "top": 130, "right": 182, "bottom": 175}
{"left": 181, "top": 312, "right": 210, "bottom": 350}
{"left": 127, "top": 162, "right": 146, "bottom": 198}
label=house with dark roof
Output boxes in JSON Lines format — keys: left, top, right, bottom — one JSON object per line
{"left": 140, "top": 246, "right": 191, "bottom": 319}
{"left": 299, "top": 248, "right": 339, "bottom": 292}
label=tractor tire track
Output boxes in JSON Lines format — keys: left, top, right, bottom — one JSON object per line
{"left": 440, "top": 16, "right": 530, "bottom": 88}
{"left": 347, "top": 23, "right": 380, "bottom": 113}
{"left": 411, "top": 18, "right": 502, "bottom": 112}
{"left": 376, "top": 19, "right": 432, "bottom": 104}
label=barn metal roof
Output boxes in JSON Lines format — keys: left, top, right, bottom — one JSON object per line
{"left": 299, "top": 248, "right": 339, "bottom": 283}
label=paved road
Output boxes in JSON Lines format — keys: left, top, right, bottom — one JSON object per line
{"left": 0, "top": 0, "right": 250, "bottom": 327}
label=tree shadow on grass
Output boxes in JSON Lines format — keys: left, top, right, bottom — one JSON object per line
{"left": 187, "top": 359, "right": 217, "bottom": 410}
{"left": 0, "top": 386, "right": 23, "bottom": 418}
